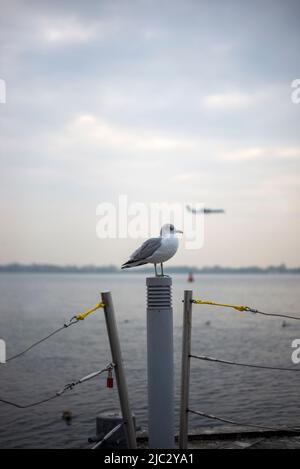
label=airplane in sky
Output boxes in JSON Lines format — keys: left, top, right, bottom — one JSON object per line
{"left": 186, "top": 205, "right": 225, "bottom": 214}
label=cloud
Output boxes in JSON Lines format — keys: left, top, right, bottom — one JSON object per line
{"left": 221, "top": 145, "right": 300, "bottom": 161}
{"left": 203, "top": 91, "right": 251, "bottom": 110}
{"left": 1, "top": 0, "right": 300, "bottom": 265}
{"left": 42, "top": 16, "right": 96, "bottom": 44}
{"left": 202, "top": 86, "right": 278, "bottom": 112}
{"left": 40, "top": 14, "right": 120, "bottom": 45}
{"left": 66, "top": 114, "right": 193, "bottom": 152}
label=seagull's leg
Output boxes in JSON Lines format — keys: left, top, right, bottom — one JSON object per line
{"left": 160, "top": 263, "right": 164, "bottom": 276}
{"left": 154, "top": 263, "right": 158, "bottom": 276}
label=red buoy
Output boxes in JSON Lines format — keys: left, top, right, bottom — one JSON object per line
{"left": 188, "top": 272, "right": 194, "bottom": 282}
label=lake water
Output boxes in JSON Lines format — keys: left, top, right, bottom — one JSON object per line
{"left": 0, "top": 273, "right": 300, "bottom": 448}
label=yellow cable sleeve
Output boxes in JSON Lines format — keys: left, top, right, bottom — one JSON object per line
{"left": 75, "top": 302, "right": 105, "bottom": 321}
{"left": 193, "top": 299, "right": 248, "bottom": 312}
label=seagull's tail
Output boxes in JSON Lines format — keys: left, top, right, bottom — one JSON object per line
{"left": 121, "top": 259, "right": 147, "bottom": 269}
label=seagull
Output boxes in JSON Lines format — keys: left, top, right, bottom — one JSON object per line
{"left": 121, "top": 223, "right": 183, "bottom": 276}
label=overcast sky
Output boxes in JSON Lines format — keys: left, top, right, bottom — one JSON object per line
{"left": 0, "top": 0, "right": 300, "bottom": 267}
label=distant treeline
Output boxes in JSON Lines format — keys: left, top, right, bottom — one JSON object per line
{"left": 0, "top": 263, "right": 299, "bottom": 274}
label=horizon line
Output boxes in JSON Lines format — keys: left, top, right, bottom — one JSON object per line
{"left": 0, "top": 262, "right": 299, "bottom": 274}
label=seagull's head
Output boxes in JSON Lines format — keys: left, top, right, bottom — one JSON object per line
{"left": 160, "top": 223, "right": 183, "bottom": 237}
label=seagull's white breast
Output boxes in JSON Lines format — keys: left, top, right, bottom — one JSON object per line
{"left": 146, "top": 236, "right": 179, "bottom": 263}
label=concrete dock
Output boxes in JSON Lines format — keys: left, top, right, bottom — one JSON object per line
{"left": 136, "top": 427, "right": 300, "bottom": 449}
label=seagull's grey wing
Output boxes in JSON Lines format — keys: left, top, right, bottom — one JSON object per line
{"left": 130, "top": 237, "right": 162, "bottom": 261}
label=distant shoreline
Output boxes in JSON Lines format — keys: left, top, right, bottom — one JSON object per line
{"left": 0, "top": 263, "right": 299, "bottom": 274}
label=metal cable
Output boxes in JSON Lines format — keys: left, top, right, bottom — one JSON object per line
{"left": 6, "top": 319, "right": 78, "bottom": 363}
{"left": 91, "top": 423, "right": 124, "bottom": 449}
{"left": 188, "top": 409, "right": 300, "bottom": 432}
{"left": 0, "top": 395, "right": 59, "bottom": 409}
{"left": 6, "top": 301, "right": 104, "bottom": 363}
{"left": 190, "top": 354, "right": 300, "bottom": 372}
{"left": 192, "top": 299, "right": 300, "bottom": 321}
{"left": 0, "top": 363, "right": 113, "bottom": 409}
{"left": 247, "top": 307, "right": 300, "bottom": 321}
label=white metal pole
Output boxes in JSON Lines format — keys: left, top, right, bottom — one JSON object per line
{"left": 101, "top": 291, "right": 137, "bottom": 449}
{"left": 179, "top": 290, "right": 193, "bottom": 449}
{"left": 146, "top": 276, "right": 175, "bottom": 449}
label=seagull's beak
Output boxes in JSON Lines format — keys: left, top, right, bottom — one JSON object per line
{"left": 175, "top": 230, "right": 183, "bottom": 234}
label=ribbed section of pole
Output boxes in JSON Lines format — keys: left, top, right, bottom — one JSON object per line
{"left": 146, "top": 276, "right": 175, "bottom": 449}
